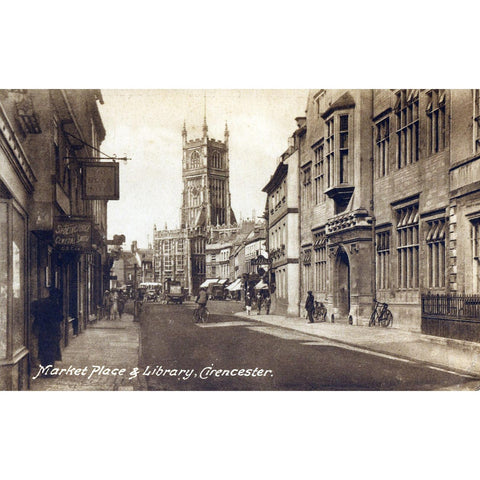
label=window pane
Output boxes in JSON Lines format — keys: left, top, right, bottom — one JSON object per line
{"left": 12, "top": 207, "right": 26, "bottom": 353}
{"left": 0, "top": 202, "right": 8, "bottom": 358}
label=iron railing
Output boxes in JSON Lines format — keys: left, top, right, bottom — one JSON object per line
{"left": 422, "top": 294, "right": 480, "bottom": 322}
{"left": 421, "top": 293, "right": 480, "bottom": 342}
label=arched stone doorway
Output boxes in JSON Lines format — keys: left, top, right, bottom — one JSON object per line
{"left": 334, "top": 247, "right": 350, "bottom": 321}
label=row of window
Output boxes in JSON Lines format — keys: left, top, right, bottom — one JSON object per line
{"left": 162, "top": 255, "right": 185, "bottom": 271}
{"left": 305, "top": 90, "right": 480, "bottom": 208}
{"left": 270, "top": 179, "right": 287, "bottom": 213}
{"left": 309, "top": 114, "right": 350, "bottom": 207}
{"left": 301, "top": 235, "right": 327, "bottom": 293}
{"left": 187, "top": 150, "right": 224, "bottom": 170}
{"left": 270, "top": 223, "right": 286, "bottom": 251}
{"left": 376, "top": 89, "right": 447, "bottom": 177}
{"left": 301, "top": 206, "right": 450, "bottom": 293}
{"left": 162, "top": 239, "right": 185, "bottom": 255}
{"left": 376, "top": 205, "right": 445, "bottom": 291}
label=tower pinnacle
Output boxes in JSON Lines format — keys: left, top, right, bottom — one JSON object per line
{"left": 202, "top": 92, "right": 208, "bottom": 138}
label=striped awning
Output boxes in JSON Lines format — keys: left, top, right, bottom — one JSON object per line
{"left": 226, "top": 279, "right": 243, "bottom": 291}
{"left": 199, "top": 278, "right": 219, "bottom": 288}
{"left": 255, "top": 280, "right": 269, "bottom": 290}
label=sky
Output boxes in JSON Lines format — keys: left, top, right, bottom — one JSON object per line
{"left": 99, "top": 90, "right": 308, "bottom": 248}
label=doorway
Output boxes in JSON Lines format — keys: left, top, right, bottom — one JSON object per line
{"left": 334, "top": 247, "right": 350, "bottom": 320}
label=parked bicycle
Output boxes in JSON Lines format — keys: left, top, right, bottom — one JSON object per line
{"left": 193, "top": 305, "right": 210, "bottom": 323}
{"left": 313, "top": 301, "right": 327, "bottom": 322}
{"left": 369, "top": 299, "right": 393, "bottom": 327}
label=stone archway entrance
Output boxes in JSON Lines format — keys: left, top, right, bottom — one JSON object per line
{"left": 334, "top": 247, "right": 350, "bottom": 322}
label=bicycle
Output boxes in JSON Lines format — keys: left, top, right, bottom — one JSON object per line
{"left": 193, "top": 304, "right": 210, "bottom": 323}
{"left": 369, "top": 299, "right": 393, "bottom": 327}
{"left": 313, "top": 301, "right": 327, "bottom": 322}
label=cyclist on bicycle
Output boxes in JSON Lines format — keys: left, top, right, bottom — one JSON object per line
{"left": 195, "top": 287, "right": 208, "bottom": 323}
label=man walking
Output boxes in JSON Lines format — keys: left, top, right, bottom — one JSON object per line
{"left": 245, "top": 292, "right": 252, "bottom": 315}
{"left": 195, "top": 287, "right": 208, "bottom": 323}
{"left": 256, "top": 291, "right": 263, "bottom": 315}
{"left": 264, "top": 294, "right": 271, "bottom": 315}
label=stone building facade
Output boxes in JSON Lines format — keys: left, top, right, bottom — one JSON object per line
{"left": 153, "top": 116, "right": 237, "bottom": 295}
{"left": 263, "top": 123, "right": 302, "bottom": 317}
{"left": 0, "top": 89, "right": 110, "bottom": 389}
{"left": 290, "top": 89, "right": 480, "bottom": 337}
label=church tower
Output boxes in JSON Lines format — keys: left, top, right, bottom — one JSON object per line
{"left": 181, "top": 115, "right": 235, "bottom": 229}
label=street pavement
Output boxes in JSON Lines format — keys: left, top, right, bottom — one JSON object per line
{"left": 235, "top": 309, "right": 480, "bottom": 380}
{"left": 29, "top": 300, "right": 480, "bottom": 391}
{"left": 30, "top": 312, "right": 147, "bottom": 391}
{"left": 139, "top": 301, "right": 480, "bottom": 390}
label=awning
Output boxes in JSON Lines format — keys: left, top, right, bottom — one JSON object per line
{"left": 255, "top": 280, "right": 269, "bottom": 290}
{"left": 218, "top": 279, "right": 228, "bottom": 285}
{"left": 199, "top": 278, "right": 219, "bottom": 288}
{"left": 226, "top": 279, "right": 243, "bottom": 291}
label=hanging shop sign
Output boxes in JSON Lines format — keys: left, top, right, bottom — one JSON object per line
{"left": 53, "top": 218, "right": 92, "bottom": 252}
{"left": 82, "top": 162, "right": 119, "bottom": 200}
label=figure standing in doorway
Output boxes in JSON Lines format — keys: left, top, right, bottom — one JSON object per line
{"left": 31, "top": 287, "right": 63, "bottom": 371}
{"left": 305, "top": 290, "right": 315, "bottom": 324}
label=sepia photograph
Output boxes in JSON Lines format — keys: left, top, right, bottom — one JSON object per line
{"left": 2, "top": 88, "right": 480, "bottom": 392}
{"left": 1, "top": 3, "right": 479, "bottom": 479}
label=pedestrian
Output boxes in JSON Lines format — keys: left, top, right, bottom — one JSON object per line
{"left": 102, "top": 290, "right": 111, "bottom": 320}
{"left": 31, "top": 287, "right": 63, "bottom": 371}
{"left": 245, "top": 292, "right": 252, "bottom": 315}
{"left": 118, "top": 291, "right": 126, "bottom": 317}
{"left": 265, "top": 294, "right": 271, "bottom": 315}
{"left": 305, "top": 290, "right": 315, "bottom": 323}
{"left": 195, "top": 287, "right": 208, "bottom": 323}
{"left": 110, "top": 289, "right": 120, "bottom": 320}
{"left": 256, "top": 291, "right": 263, "bottom": 315}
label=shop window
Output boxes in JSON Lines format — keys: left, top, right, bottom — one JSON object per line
{"left": 0, "top": 198, "right": 27, "bottom": 358}
{"left": 426, "top": 219, "right": 446, "bottom": 288}
{"left": 396, "top": 204, "right": 419, "bottom": 289}
{"left": 0, "top": 202, "right": 8, "bottom": 358}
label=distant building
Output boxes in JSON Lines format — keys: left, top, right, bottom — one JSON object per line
{"left": 153, "top": 115, "right": 238, "bottom": 295}
{"left": 263, "top": 123, "right": 302, "bottom": 316}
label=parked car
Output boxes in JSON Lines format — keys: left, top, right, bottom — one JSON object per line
{"left": 164, "top": 280, "right": 186, "bottom": 304}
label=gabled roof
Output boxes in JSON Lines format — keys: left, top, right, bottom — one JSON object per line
{"left": 262, "top": 162, "right": 288, "bottom": 194}
{"left": 320, "top": 91, "right": 355, "bottom": 119}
